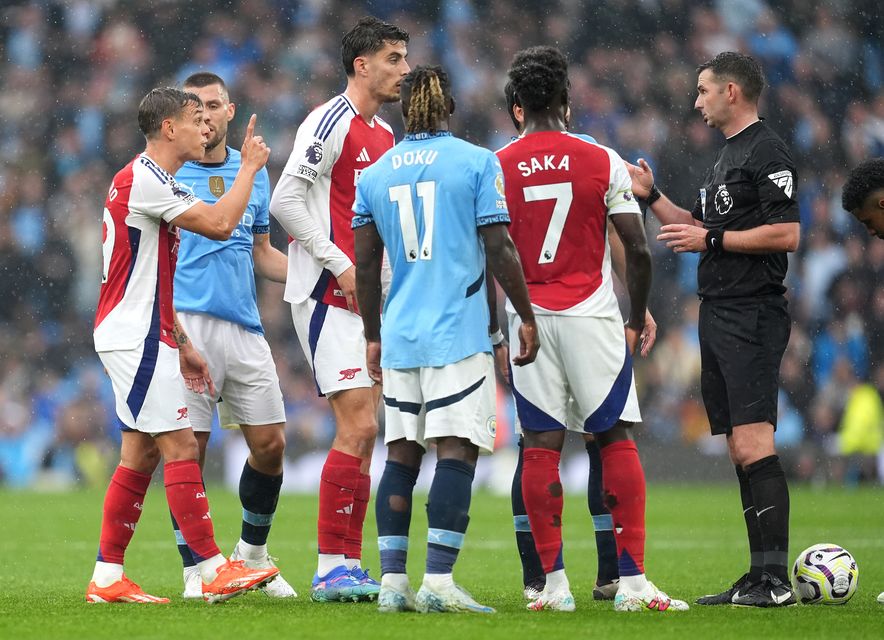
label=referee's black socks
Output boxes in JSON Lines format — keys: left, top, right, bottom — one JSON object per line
{"left": 735, "top": 465, "right": 764, "bottom": 584}
{"left": 744, "top": 455, "right": 790, "bottom": 584}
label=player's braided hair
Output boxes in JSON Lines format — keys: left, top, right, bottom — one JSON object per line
{"left": 402, "top": 65, "right": 451, "bottom": 134}
{"left": 507, "top": 46, "right": 568, "bottom": 113}
{"left": 842, "top": 157, "right": 884, "bottom": 212}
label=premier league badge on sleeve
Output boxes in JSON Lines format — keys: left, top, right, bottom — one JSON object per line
{"left": 306, "top": 140, "right": 323, "bottom": 165}
{"left": 209, "top": 176, "right": 225, "bottom": 197}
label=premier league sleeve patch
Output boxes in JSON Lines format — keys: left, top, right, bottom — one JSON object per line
{"left": 305, "top": 140, "right": 324, "bottom": 165}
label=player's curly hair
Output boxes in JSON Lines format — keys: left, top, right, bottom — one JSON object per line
{"left": 507, "top": 46, "right": 569, "bottom": 114}
{"left": 402, "top": 65, "right": 451, "bottom": 134}
{"left": 138, "top": 87, "right": 201, "bottom": 139}
{"left": 842, "top": 158, "right": 884, "bottom": 212}
{"left": 697, "top": 52, "right": 765, "bottom": 102}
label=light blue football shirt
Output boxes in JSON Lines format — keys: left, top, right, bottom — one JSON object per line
{"left": 352, "top": 131, "right": 510, "bottom": 369}
{"left": 174, "top": 147, "right": 270, "bottom": 335}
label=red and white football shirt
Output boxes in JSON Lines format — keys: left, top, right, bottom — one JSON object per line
{"left": 94, "top": 153, "right": 199, "bottom": 351}
{"left": 281, "top": 93, "right": 394, "bottom": 310}
{"left": 496, "top": 132, "right": 640, "bottom": 317}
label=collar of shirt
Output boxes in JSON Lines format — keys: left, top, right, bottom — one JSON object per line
{"left": 403, "top": 131, "right": 452, "bottom": 141}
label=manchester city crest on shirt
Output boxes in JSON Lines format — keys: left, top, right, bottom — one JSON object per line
{"left": 209, "top": 176, "right": 225, "bottom": 197}
{"left": 306, "top": 140, "right": 323, "bottom": 165}
{"left": 486, "top": 416, "right": 497, "bottom": 439}
{"left": 714, "top": 183, "right": 733, "bottom": 215}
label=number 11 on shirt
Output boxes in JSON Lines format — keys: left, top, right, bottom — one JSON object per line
{"left": 389, "top": 181, "right": 436, "bottom": 261}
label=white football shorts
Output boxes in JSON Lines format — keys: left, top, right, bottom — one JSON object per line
{"left": 98, "top": 340, "right": 192, "bottom": 434}
{"left": 290, "top": 298, "right": 375, "bottom": 397}
{"left": 177, "top": 312, "right": 286, "bottom": 432}
{"left": 383, "top": 352, "right": 497, "bottom": 455}
{"left": 508, "top": 312, "right": 641, "bottom": 434}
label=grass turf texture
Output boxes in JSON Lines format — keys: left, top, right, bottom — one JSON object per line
{"left": 1, "top": 485, "right": 882, "bottom": 639}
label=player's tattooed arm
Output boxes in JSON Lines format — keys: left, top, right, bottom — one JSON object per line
{"left": 172, "top": 317, "right": 190, "bottom": 348}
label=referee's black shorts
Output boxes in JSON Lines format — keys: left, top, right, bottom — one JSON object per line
{"left": 698, "top": 296, "right": 790, "bottom": 436}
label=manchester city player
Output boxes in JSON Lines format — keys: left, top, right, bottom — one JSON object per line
{"left": 352, "top": 65, "right": 538, "bottom": 614}
{"left": 173, "top": 72, "right": 295, "bottom": 599}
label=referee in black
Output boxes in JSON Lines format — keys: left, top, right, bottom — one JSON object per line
{"left": 629, "top": 52, "right": 800, "bottom": 608}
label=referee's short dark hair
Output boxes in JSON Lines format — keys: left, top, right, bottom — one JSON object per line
{"left": 697, "top": 52, "right": 765, "bottom": 102}
{"left": 138, "top": 87, "right": 201, "bottom": 139}
{"left": 842, "top": 158, "right": 884, "bottom": 212}
{"left": 341, "top": 16, "right": 409, "bottom": 77}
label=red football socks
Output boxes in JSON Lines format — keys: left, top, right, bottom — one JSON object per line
{"left": 318, "top": 449, "right": 361, "bottom": 555}
{"left": 164, "top": 460, "right": 220, "bottom": 562}
{"left": 97, "top": 465, "right": 152, "bottom": 564}
{"left": 522, "top": 447, "right": 564, "bottom": 574}
{"left": 600, "top": 439, "right": 646, "bottom": 576}
{"left": 344, "top": 472, "right": 371, "bottom": 560}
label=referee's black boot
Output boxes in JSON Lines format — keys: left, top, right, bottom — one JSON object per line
{"left": 731, "top": 572, "right": 797, "bottom": 607}
{"left": 695, "top": 572, "right": 751, "bottom": 605}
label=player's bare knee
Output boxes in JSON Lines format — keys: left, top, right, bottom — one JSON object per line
{"left": 597, "top": 420, "right": 634, "bottom": 448}
{"left": 157, "top": 433, "right": 200, "bottom": 462}
{"left": 121, "top": 446, "right": 160, "bottom": 475}
{"left": 252, "top": 431, "right": 286, "bottom": 467}
{"left": 338, "top": 421, "right": 378, "bottom": 451}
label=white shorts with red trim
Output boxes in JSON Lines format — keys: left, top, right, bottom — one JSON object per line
{"left": 508, "top": 312, "right": 641, "bottom": 434}
{"left": 382, "top": 352, "right": 497, "bottom": 455}
{"left": 98, "top": 340, "right": 192, "bottom": 434}
{"left": 290, "top": 298, "right": 374, "bottom": 397}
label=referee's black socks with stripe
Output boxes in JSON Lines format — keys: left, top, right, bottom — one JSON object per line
{"left": 735, "top": 465, "right": 764, "bottom": 584}
{"left": 744, "top": 455, "right": 790, "bottom": 584}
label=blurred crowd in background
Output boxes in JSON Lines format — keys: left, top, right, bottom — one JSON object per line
{"left": 1, "top": 0, "right": 882, "bottom": 489}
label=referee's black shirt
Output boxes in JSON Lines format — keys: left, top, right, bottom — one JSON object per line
{"left": 690, "top": 120, "right": 800, "bottom": 300}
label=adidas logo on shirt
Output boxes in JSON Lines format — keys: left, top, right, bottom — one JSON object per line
{"left": 356, "top": 147, "right": 371, "bottom": 162}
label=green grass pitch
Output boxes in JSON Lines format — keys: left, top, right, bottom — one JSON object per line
{"left": 2, "top": 484, "right": 882, "bottom": 639}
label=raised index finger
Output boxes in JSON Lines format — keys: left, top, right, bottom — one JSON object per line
{"left": 245, "top": 113, "right": 257, "bottom": 140}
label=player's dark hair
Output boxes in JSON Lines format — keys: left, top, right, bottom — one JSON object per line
{"left": 504, "top": 80, "right": 521, "bottom": 132}
{"left": 341, "top": 16, "right": 409, "bottom": 77}
{"left": 401, "top": 65, "right": 451, "bottom": 134}
{"left": 697, "top": 51, "right": 765, "bottom": 102}
{"left": 507, "top": 46, "right": 569, "bottom": 114}
{"left": 138, "top": 87, "right": 201, "bottom": 139}
{"left": 842, "top": 158, "right": 884, "bottom": 212}
{"left": 183, "top": 72, "right": 228, "bottom": 94}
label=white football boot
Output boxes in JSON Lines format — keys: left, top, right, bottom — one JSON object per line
{"left": 614, "top": 580, "right": 689, "bottom": 612}
{"left": 230, "top": 543, "right": 297, "bottom": 598}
